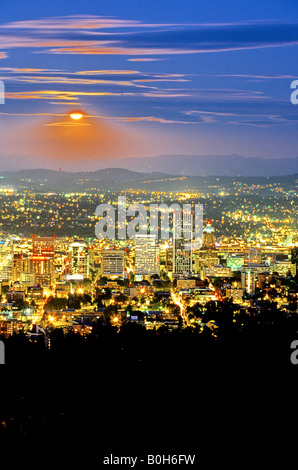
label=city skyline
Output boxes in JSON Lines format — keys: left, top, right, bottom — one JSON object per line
{"left": 0, "top": 0, "right": 297, "bottom": 171}
{"left": 0, "top": 2, "right": 297, "bottom": 466}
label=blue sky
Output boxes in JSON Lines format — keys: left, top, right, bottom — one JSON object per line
{"left": 0, "top": 0, "right": 297, "bottom": 169}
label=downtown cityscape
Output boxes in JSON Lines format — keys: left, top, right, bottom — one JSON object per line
{"left": 0, "top": 177, "right": 296, "bottom": 339}
{"left": 0, "top": 0, "right": 298, "bottom": 467}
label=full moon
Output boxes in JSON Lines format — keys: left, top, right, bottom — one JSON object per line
{"left": 69, "top": 112, "right": 84, "bottom": 120}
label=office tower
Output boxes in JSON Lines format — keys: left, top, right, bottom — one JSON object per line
{"left": 159, "top": 244, "right": 173, "bottom": 273}
{"left": 12, "top": 253, "right": 23, "bottom": 282}
{"left": 226, "top": 254, "right": 245, "bottom": 271}
{"left": 273, "top": 260, "right": 296, "bottom": 277}
{"left": 0, "top": 239, "right": 13, "bottom": 281}
{"left": 247, "top": 247, "right": 262, "bottom": 263}
{"left": 24, "top": 235, "right": 56, "bottom": 287}
{"left": 202, "top": 220, "right": 216, "bottom": 248}
{"left": 32, "top": 235, "right": 55, "bottom": 258}
{"left": 203, "top": 265, "right": 232, "bottom": 279}
{"left": 101, "top": 250, "right": 125, "bottom": 278}
{"left": 23, "top": 255, "right": 54, "bottom": 287}
{"left": 135, "top": 235, "right": 160, "bottom": 277}
{"left": 68, "top": 242, "right": 90, "bottom": 278}
{"left": 193, "top": 249, "right": 219, "bottom": 275}
{"left": 173, "top": 210, "right": 193, "bottom": 274}
{"left": 241, "top": 263, "right": 268, "bottom": 293}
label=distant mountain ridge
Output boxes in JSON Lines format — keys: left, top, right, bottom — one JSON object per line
{"left": 0, "top": 154, "right": 297, "bottom": 176}
{"left": 0, "top": 166, "right": 296, "bottom": 194}
{"left": 103, "top": 154, "right": 298, "bottom": 177}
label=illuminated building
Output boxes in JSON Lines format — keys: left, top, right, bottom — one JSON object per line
{"left": 25, "top": 235, "right": 56, "bottom": 286}
{"left": 173, "top": 210, "right": 193, "bottom": 274}
{"left": 273, "top": 260, "right": 296, "bottom": 277}
{"left": 0, "top": 320, "right": 26, "bottom": 338}
{"left": 193, "top": 249, "right": 219, "bottom": 274}
{"left": 159, "top": 244, "right": 173, "bottom": 273}
{"left": 247, "top": 248, "right": 262, "bottom": 263}
{"left": 12, "top": 253, "right": 23, "bottom": 282}
{"left": 225, "top": 288, "right": 244, "bottom": 301}
{"left": 101, "top": 250, "right": 125, "bottom": 279}
{"left": 203, "top": 265, "right": 232, "bottom": 279}
{"left": 20, "top": 272, "right": 36, "bottom": 285}
{"left": 202, "top": 220, "right": 216, "bottom": 248}
{"left": 226, "top": 254, "right": 245, "bottom": 271}
{"left": 32, "top": 235, "right": 55, "bottom": 258}
{"left": 0, "top": 239, "right": 13, "bottom": 281}
{"left": 23, "top": 256, "right": 54, "bottom": 287}
{"left": 68, "top": 242, "right": 90, "bottom": 278}
{"left": 135, "top": 235, "right": 160, "bottom": 277}
{"left": 241, "top": 263, "right": 268, "bottom": 293}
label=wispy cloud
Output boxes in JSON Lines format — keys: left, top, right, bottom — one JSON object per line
{"left": 0, "top": 16, "right": 297, "bottom": 58}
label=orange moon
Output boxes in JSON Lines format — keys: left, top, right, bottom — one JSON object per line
{"left": 69, "top": 112, "right": 84, "bottom": 120}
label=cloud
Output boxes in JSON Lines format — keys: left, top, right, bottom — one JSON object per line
{"left": 128, "top": 58, "right": 165, "bottom": 62}
{"left": 0, "top": 17, "right": 297, "bottom": 57}
{"left": 181, "top": 106, "right": 297, "bottom": 127}
{"left": 75, "top": 69, "right": 139, "bottom": 75}
{"left": 5, "top": 90, "right": 130, "bottom": 101}
{"left": 1, "top": 16, "right": 143, "bottom": 30}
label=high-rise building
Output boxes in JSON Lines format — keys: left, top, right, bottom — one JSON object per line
{"left": 20, "top": 235, "right": 57, "bottom": 287}
{"left": 0, "top": 239, "right": 13, "bottom": 281}
{"left": 159, "top": 244, "right": 173, "bottom": 273}
{"left": 12, "top": 253, "right": 23, "bottom": 282}
{"left": 193, "top": 249, "right": 219, "bottom": 274}
{"left": 203, "top": 265, "right": 232, "bottom": 279}
{"left": 68, "top": 242, "right": 90, "bottom": 278}
{"left": 247, "top": 247, "right": 262, "bottom": 264}
{"left": 32, "top": 235, "right": 55, "bottom": 258}
{"left": 101, "top": 250, "right": 125, "bottom": 278}
{"left": 135, "top": 235, "right": 160, "bottom": 277}
{"left": 202, "top": 220, "right": 216, "bottom": 248}
{"left": 173, "top": 210, "right": 193, "bottom": 274}
{"left": 273, "top": 260, "right": 296, "bottom": 277}
{"left": 241, "top": 263, "right": 268, "bottom": 293}
{"left": 23, "top": 255, "right": 54, "bottom": 287}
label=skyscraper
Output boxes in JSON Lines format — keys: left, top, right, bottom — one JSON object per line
{"left": 202, "top": 220, "right": 216, "bottom": 248}
{"left": 68, "top": 242, "right": 90, "bottom": 278}
{"left": 101, "top": 250, "right": 125, "bottom": 278}
{"left": 135, "top": 235, "right": 160, "bottom": 277}
{"left": 0, "top": 239, "right": 13, "bottom": 281}
{"left": 26, "top": 235, "right": 56, "bottom": 286}
{"left": 173, "top": 210, "right": 193, "bottom": 274}
{"left": 32, "top": 236, "right": 55, "bottom": 258}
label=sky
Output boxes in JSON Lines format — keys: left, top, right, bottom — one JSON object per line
{"left": 0, "top": 0, "right": 297, "bottom": 170}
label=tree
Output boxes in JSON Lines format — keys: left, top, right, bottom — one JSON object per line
{"left": 115, "top": 293, "right": 128, "bottom": 304}
{"left": 45, "top": 297, "right": 68, "bottom": 311}
{"left": 98, "top": 276, "right": 108, "bottom": 285}
{"left": 103, "top": 304, "right": 118, "bottom": 325}
{"left": 67, "top": 295, "right": 81, "bottom": 309}
{"left": 232, "top": 271, "right": 241, "bottom": 282}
